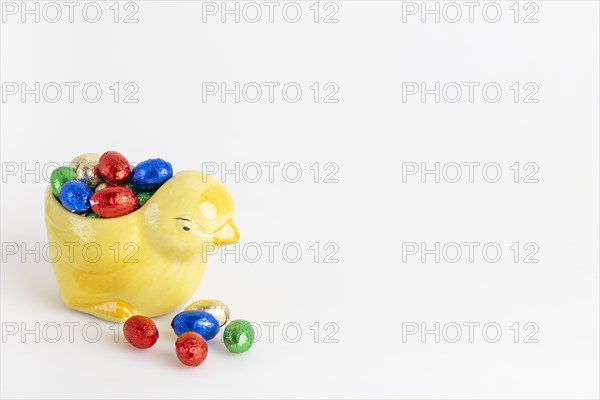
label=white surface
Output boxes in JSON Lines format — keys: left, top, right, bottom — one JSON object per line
{"left": 1, "top": 1, "right": 599, "bottom": 398}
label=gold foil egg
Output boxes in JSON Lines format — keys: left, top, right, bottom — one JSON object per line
{"left": 70, "top": 153, "right": 100, "bottom": 170}
{"left": 95, "top": 183, "right": 108, "bottom": 193}
{"left": 72, "top": 153, "right": 103, "bottom": 189}
{"left": 185, "top": 299, "right": 231, "bottom": 327}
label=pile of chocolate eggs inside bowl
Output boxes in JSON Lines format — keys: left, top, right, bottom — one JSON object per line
{"left": 50, "top": 151, "right": 173, "bottom": 218}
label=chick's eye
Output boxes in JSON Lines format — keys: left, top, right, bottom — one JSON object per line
{"left": 176, "top": 218, "right": 192, "bottom": 232}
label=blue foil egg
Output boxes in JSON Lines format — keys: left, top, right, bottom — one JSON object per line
{"left": 132, "top": 158, "right": 173, "bottom": 191}
{"left": 59, "top": 181, "right": 93, "bottom": 214}
{"left": 171, "top": 311, "right": 220, "bottom": 340}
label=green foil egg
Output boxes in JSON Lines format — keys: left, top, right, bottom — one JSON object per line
{"left": 50, "top": 166, "right": 77, "bottom": 198}
{"left": 135, "top": 190, "right": 154, "bottom": 208}
{"left": 85, "top": 212, "right": 101, "bottom": 218}
{"left": 223, "top": 320, "right": 255, "bottom": 353}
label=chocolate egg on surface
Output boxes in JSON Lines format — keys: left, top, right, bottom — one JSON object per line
{"left": 90, "top": 186, "right": 138, "bottom": 218}
{"left": 50, "top": 166, "right": 77, "bottom": 198}
{"left": 123, "top": 315, "right": 159, "bottom": 349}
{"left": 59, "top": 181, "right": 93, "bottom": 214}
{"left": 98, "top": 151, "right": 131, "bottom": 185}
{"left": 223, "top": 320, "right": 255, "bottom": 353}
{"left": 171, "top": 310, "right": 220, "bottom": 340}
{"left": 132, "top": 158, "right": 173, "bottom": 191}
{"left": 185, "top": 299, "right": 231, "bottom": 327}
{"left": 175, "top": 332, "right": 208, "bottom": 367}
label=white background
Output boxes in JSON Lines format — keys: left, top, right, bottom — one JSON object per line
{"left": 1, "top": 1, "right": 599, "bottom": 398}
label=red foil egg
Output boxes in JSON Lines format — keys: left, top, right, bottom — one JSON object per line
{"left": 90, "top": 186, "right": 138, "bottom": 218}
{"left": 98, "top": 151, "right": 131, "bottom": 185}
{"left": 123, "top": 315, "right": 159, "bottom": 349}
{"left": 175, "top": 332, "right": 208, "bottom": 367}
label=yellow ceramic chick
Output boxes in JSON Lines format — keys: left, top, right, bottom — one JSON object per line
{"left": 44, "top": 170, "right": 239, "bottom": 322}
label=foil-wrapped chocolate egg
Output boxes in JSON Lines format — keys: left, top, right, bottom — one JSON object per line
{"left": 185, "top": 299, "right": 231, "bottom": 327}
{"left": 70, "top": 153, "right": 100, "bottom": 171}
{"left": 94, "top": 183, "right": 108, "bottom": 193}
{"left": 135, "top": 190, "right": 154, "bottom": 208}
{"left": 171, "top": 310, "right": 219, "bottom": 340}
{"left": 59, "top": 181, "right": 92, "bottom": 214}
{"left": 98, "top": 151, "right": 131, "bottom": 185}
{"left": 175, "top": 332, "right": 208, "bottom": 367}
{"left": 90, "top": 186, "right": 138, "bottom": 218}
{"left": 123, "top": 315, "right": 159, "bottom": 349}
{"left": 73, "top": 153, "right": 103, "bottom": 189}
{"left": 50, "top": 166, "right": 77, "bottom": 198}
{"left": 223, "top": 320, "right": 255, "bottom": 353}
{"left": 132, "top": 158, "right": 173, "bottom": 191}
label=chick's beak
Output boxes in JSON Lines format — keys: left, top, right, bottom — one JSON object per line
{"left": 213, "top": 219, "right": 239, "bottom": 246}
